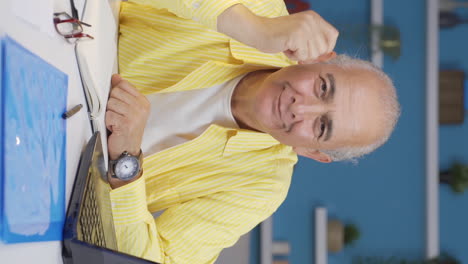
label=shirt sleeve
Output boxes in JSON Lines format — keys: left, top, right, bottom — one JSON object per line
{"left": 109, "top": 176, "right": 285, "bottom": 264}
{"left": 127, "top": 0, "right": 287, "bottom": 31}
{"left": 109, "top": 177, "right": 164, "bottom": 261}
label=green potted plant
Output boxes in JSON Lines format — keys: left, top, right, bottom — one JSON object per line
{"left": 344, "top": 223, "right": 360, "bottom": 246}
{"left": 439, "top": 163, "right": 468, "bottom": 193}
{"left": 327, "top": 220, "right": 361, "bottom": 253}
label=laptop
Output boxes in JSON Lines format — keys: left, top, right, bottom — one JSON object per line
{"left": 62, "top": 131, "right": 159, "bottom": 264}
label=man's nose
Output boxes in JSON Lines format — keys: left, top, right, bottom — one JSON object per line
{"left": 289, "top": 100, "right": 328, "bottom": 120}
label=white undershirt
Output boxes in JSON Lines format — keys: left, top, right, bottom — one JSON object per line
{"left": 141, "top": 74, "right": 246, "bottom": 157}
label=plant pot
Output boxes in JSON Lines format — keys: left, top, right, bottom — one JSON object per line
{"left": 439, "top": 171, "right": 452, "bottom": 184}
{"left": 327, "top": 220, "right": 344, "bottom": 253}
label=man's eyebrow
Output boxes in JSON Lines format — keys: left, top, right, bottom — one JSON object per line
{"left": 324, "top": 119, "right": 333, "bottom": 142}
{"left": 326, "top": 73, "right": 336, "bottom": 100}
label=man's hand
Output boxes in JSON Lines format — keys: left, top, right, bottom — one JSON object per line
{"left": 106, "top": 74, "right": 150, "bottom": 161}
{"left": 259, "top": 10, "right": 339, "bottom": 62}
{"left": 218, "top": 5, "right": 339, "bottom": 63}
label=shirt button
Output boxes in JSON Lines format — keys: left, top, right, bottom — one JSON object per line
{"left": 192, "top": 1, "right": 201, "bottom": 9}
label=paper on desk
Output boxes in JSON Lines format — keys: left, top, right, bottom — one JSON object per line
{"left": 1, "top": 36, "right": 67, "bottom": 243}
{"left": 75, "top": 0, "right": 119, "bottom": 170}
{"left": 11, "top": 0, "right": 55, "bottom": 37}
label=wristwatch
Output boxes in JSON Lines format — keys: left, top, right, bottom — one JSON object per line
{"left": 109, "top": 150, "right": 143, "bottom": 181}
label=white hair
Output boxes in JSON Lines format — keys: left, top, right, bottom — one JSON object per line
{"left": 320, "top": 54, "right": 400, "bottom": 162}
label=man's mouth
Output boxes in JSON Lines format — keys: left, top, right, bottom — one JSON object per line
{"left": 277, "top": 88, "right": 285, "bottom": 130}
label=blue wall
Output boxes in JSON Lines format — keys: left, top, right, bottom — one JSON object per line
{"left": 274, "top": 0, "right": 428, "bottom": 262}
{"left": 252, "top": 0, "right": 464, "bottom": 263}
{"left": 249, "top": 1, "right": 468, "bottom": 263}
{"left": 439, "top": 5, "right": 468, "bottom": 263}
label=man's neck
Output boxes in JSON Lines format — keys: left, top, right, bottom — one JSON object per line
{"left": 231, "top": 70, "right": 274, "bottom": 131}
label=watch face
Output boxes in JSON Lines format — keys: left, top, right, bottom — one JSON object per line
{"left": 115, "top": 156, "right": 139, "bottom": 181}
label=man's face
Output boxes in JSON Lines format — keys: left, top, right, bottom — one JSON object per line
{"left": 252, "top": 63, "right": 387, "bottom": 159}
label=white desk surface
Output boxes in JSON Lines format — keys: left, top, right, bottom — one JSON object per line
{"left": 0, "top": 0, "right": 94, "bottom": 263}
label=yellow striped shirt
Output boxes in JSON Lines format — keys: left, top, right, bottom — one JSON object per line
{"left": 113, "top": 1, "right": 297, "bottom": 263}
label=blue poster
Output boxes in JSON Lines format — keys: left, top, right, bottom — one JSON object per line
{"left": 0, "top": 36, "right": 68, "bottom": 243}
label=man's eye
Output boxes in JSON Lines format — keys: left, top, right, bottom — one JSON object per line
{"left": 320, "top": 77, "right": 327, "bottom": 97}
{"left": 318, "top": 120, "right": 326, "bottom": 138}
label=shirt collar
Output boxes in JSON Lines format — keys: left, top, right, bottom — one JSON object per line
{"left": 222, "top": 128, "right": 281, "bottom": 157}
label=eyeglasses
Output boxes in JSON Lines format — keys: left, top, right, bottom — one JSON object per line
{"left": 53, "top": 12, "right": 94, "bottom": 43}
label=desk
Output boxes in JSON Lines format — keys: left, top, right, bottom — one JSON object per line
{"left": 0, "top": 0, "right": 94, "bottom": 263}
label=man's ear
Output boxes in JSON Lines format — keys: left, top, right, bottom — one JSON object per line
{"left": 299, "top": 51, "right": 337, "bottom": 65}
{"left": 293, "top": 147, "right": 332, "bottom": 163}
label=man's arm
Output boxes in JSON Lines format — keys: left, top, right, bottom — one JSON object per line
{"left": 110, "top": 182, "right": 285, "bottom": 263}
{"left": 129, "top": 0, "right": 338, "bottom": 62}
{"left": 104, "top": 75, "right": 164, "bottom": 260}
{"left": 128, "top": 0, "right": 245, "bottom": 31}
{"left": 105, "top": 74, "right": 150, "bottom": 189}
{"left": 217, "top": 4, "right": 339, "bottom": 62}
{"left": 154, "top": 188, "right": 283, "bottom": 263}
